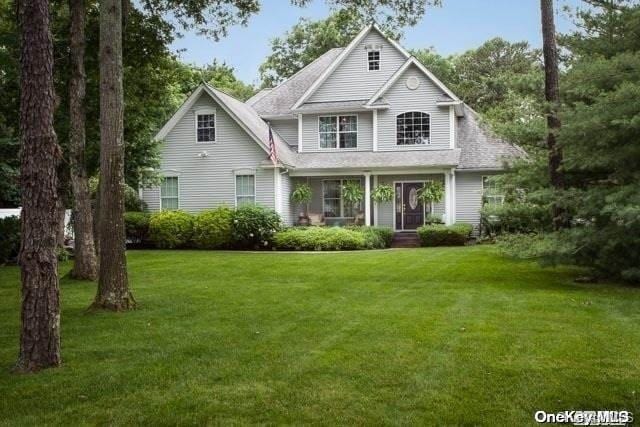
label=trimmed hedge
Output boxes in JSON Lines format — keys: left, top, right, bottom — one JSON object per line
{"left": 417, "top": 223, "right": 473, "bottom": 247}
{"left": 149, "top": 210, "right": 193, "bottom": 249}
{"left": 0, "top": 215, "right": 20, "bottom": 264}
{"left": 124, "top": 212, "right": 151, "bottom": 246}
{"left": 192, "top": 207, "right": 233, "bottom": 249}
{"left": 274, "top": 226, "right": 393, "bottom": 251}
{"left": 231, "top": 206, "right": 282, "bottom": 249}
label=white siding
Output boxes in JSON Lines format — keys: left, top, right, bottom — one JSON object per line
{"left": 279, "top": 172, "right": 294, "bottom": 225}
{"left": 455, "top": 172, "right": 485, "bottom": 230}
{"left": 377, "top": 65, "right": 451, "bottom": 151}
{"left": 300, "top": 112, "right": 373, "bottom": 152}
{"left": 142, "top": 93, "right": 275, "bottom": 213}
{"left": 309, "top": 30, "right": 407, "bottom": 103}
{"left": 271, "top": 119, "right": 298, "bottom": 147}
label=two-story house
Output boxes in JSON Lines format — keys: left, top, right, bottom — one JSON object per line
{"left": 144, "top": 24, "right": 523, "bottom": 232}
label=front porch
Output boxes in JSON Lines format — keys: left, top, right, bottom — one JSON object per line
{"left": 288, "top": 170, "right": 455, "bottom": 231}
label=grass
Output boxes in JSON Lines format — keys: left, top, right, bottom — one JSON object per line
{"left": 1, "top": 246, "right": 639, "bottom": 425}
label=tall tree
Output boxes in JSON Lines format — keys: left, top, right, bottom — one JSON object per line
{"left": 69, "top": 0, "right": 98, "bottom": 280}
{"left": 540, "top": 0, "right": 567, "bottom": 230}
{"left": 92, "top": 0, "right": 134, "bottom": 310}
{"left": 15, "top": 0, "right": 62, "bottom": 371}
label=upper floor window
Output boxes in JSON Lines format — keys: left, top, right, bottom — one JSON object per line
{"left": 319, "top": 115, "right": 357, "bottom": 149}
{"left": 196, "top": 112, "right": 216, "bottom": 143}
{"left": 396, "top": 111, "right": 430, "bottom": 145}
{"left": 367, "top": 50, "right": 380, "bottom": 71}
{"left": 160, "top": 177, "right": 179, "bottom": 210}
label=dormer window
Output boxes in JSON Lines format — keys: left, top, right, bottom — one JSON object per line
{"left": 367, "top": 50, "right": 380, "bottom": 71}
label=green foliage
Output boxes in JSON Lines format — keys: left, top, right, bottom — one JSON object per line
{"left": 371, "top": 184, "right": 394, "bottom": 203}
{"left": 417, "top": 223, "right": 473, "bottom": 247}
{"left": 480, "top": 203, "right": 552, "bottom": 236}
{"left": 341, "top": 181, "right": 364, "bottom": 206}
{"left": 345, "top": 225, "right": 394, "bottom": 248}
{"left": 0, "top": 215, "right": 20, "bottom": 264}
{"left": 425, "top": 213, "right": 443, "bottom": 225}
{"left": 149, "top": 210, "right": 194, "bottom": 249}
{"left": 88, "top": 177, "right": 146, "bottom": 212}
{"left": 274, "top": 227, "right": 367, "bottom": 251}
{"left": 124, "top": 212, "right": 151, "bottom": 245}
{"left": 172, "top": 60, "right": 255, "bottom": 101}
{"left": 291, "top": 183, "right": 312, "bottom": 205}
{"left": 416, "top": 181, "right": 444, "bottom": 205}
{"left": 192, "top": 207, "right": 234, "bottom": 249}
{"left": 231, "top": 206, "right": 282, "bottom": 249}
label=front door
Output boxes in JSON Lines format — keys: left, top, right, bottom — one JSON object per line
{"left": 395, "top": 182, "right": 424, "bottom": 230}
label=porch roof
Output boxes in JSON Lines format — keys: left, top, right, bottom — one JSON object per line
{"left": 292, "top": 149, "right": 460, "bottom": 170}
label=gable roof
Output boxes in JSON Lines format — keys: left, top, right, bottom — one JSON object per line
{"left": 365, "top": 57, "right": 461, "bottom": 106}
{"left": 290, "top": 24, "right": 411, "bottom": 111}
{"left": 246, "top": 88, "right": 272, "bottom": 106}
{"left": 249, "top": 48, "right": 344, "bottom": 117}
{"left": 155, "top": 83, "right": 296, "bottom": 167}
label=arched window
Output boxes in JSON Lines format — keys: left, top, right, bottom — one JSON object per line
{"left": 396, "top": 112, "right": 430, "bottom": 145}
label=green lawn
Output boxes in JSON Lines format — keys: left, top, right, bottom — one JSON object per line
{"left": 1, "top": 247, "right": 639, "bottom": 425}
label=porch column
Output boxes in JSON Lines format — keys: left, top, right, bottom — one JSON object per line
{"left": 444, "top": 171, "right": 451, "bottom": 225}
{"left": 364, "top": 172, "right": 371, "bottom": 226}
{"left": 373, "top": 175, "right": 379, "bottom": 226}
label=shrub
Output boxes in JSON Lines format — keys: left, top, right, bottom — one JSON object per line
{"left": 0, "top": 216, "right": 20, "bottom": 264}
{"left": 345, "top": 225, "right": 394, "bottom": 248}
{"left": 149, "top": 210, "right": 193, "bottom": 249}
{"left": 231, "top": 206, "right": 282, "bottom": 249}
{"left": 480, "top": 203, "right": 552, "bottom": 236}
{"left": 417, "top": 223, "right": 473, "bottom": 247}
{"left": 192, "top": 207, "right": 233, "bottom": 249}
{"left": 124, "top": 212, "right": 151, "bottom": 246}
{"left": 274, "top": 227, "right": 366, "bottom": 251}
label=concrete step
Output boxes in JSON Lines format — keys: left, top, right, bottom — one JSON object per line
{"left": 391, "top": 232, "right": 420, "bottom": 248}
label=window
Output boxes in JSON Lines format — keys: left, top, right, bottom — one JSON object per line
{"left": 397, "top": 112, "right": 430, "bottom": 145}
{"left": 322, "top": 179, "right": 361, "bottom": 218}
{"left": 235, "top": 175, "right": 255, "bottom": 206}
{"left": 367, "top": 50, "right": 380, "bottom": 71}
{"left": 160, "top": 177, "right": 179, "bottom": 210}
{"left": 482, "top": 176, "right": 505, "bottom": 205}
{"left": 196, "top": 113, "right": 216, "bottom": 143}
{"left": 319, "top": 115, "right": 357, "bottom": 149}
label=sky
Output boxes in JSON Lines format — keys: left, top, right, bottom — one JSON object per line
{"left": 169, "top": 0, "right": 583, "bottom": 86}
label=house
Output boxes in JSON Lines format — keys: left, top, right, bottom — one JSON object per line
{"left": 144, "top": 24, "right": 524, "bottom": 233}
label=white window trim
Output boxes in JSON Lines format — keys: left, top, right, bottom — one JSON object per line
{"left": 159, "top": 176, "right": 179, "bottom": 211}
{"left": 235, "top": 174, "right": 256, "bottom": 207}
{"left": 195, "top": 108, "right": 217, "bottom": 144}
{"left": 482, "top": 175, "right": 505, "bottom": 205}
{"left": 396, "top": 111, "right": 431, "bottom": 146}
{"left": 367, "top": 49, "right": 381, "bottom": 72}
{"left": 321, "top": 178, "right": 362, "bottom": 219}
{"left": 317, "top": 114, "right": 359, "bottom": 150}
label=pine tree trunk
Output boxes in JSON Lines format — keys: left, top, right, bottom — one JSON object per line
{"left": 15, "top": 0, "right": 62, "bottom": 372}
{"left": 540, "top": 0, "right": 567, "bottom": 230}
{"left": 92, "top": 0, "right": 134, "bottom": 310}
{"left": 69, "top": 0, "right": 97, "bottom": 281}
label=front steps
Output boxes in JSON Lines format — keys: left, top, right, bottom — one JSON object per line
{"left": 391, "top": 232, "right": 420, "bottom": 248}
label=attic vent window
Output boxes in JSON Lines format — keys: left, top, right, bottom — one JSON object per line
{"left": 406, "top": 76, "right": 420, "bottom": 90}
{"left": 367, "top": 50, "right": 380, "bottom": 71}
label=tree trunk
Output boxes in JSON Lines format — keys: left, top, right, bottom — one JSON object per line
{"left": 15, "top": 0, "right": 62, "bottom": 372}
{"left": 69, "top": 0, "right": 98, "bottom": 281}
{"left": 540, "top": 0, "right": 567, "bottom": 230}
{"left": 92, "top": 0, "right": 134, "bottom": 310}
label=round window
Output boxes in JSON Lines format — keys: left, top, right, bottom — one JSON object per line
{"left": 406, "top": 76, "right": 420, "bottom": 90}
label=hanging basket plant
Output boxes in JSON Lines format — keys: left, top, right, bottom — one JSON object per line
{"left": 341, "top": 181, "right": 364, "bottom": 205}
{"left": 291, "top": 183, "right": 312, "bottom": 205}
{"left": 417, "top": 180, "right": 444, "bottom": 205}
{"left": 371, "top": 184, "right": 394, "bottom": 203}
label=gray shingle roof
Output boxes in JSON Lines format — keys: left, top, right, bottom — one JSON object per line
{"left": 294, "top": 149, "right": 461, "bottom": 170}
{"left": 246, "top": 88, "right": 272, "bottom": 106}
{"left": 249, "top": 48, "right": 344, "bottom": 117}
{"left": 205, "top": 84, "right": 297, "bottom": 167}
{"left": 456, "top": 105, "right": 526, "bottom": 169}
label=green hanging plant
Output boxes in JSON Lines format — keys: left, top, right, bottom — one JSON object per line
{"left": 291, "top": 183, "right": 312, "bottom": 205}
{"left": 341, "top": 181, "right": 364, "bottom": 206}
{"left": 417, "top": 180, "right": 444, "bottom": 205}
{"left": 371, "top": 184, "right": 394, "bottom": 203}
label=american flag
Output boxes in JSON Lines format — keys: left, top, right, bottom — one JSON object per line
{"left": 268, "top": 124, "right": 277, "bottom": 165}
